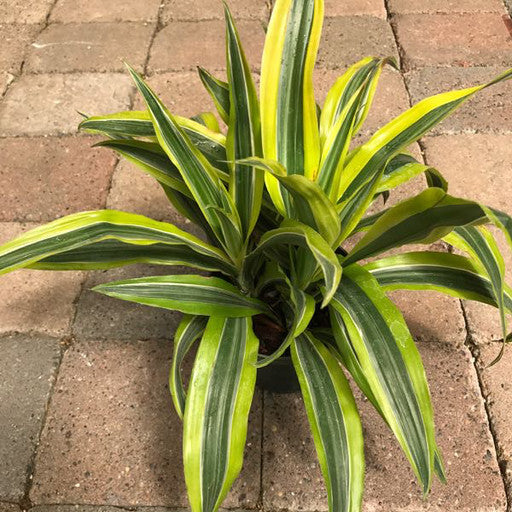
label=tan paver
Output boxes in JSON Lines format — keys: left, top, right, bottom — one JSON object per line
{"left": 0, "top": 0, "right": 53, "bottom": 24}
{"left": 0, "top": 334, "right": 61, "bottom": 501}
{"left": 423, "top": 134, "right": 512, "bottom": 344}
{"left": 0, "top": 223, "right": 84, "bottom": 337}
{"left": 0, "top": 23, "right": 42, "bottom": 75}
{"left": 30, "top": 339, "right": 262, "bottom": 508}
{"left": 132, "top": 71, "right": 219, "bottom": 117}
{"left": 388, "top": 0, "right": 506, "bottom": 14}
{"left": 394, "top": 13, "right": 512, "bottom": 70}
{"left": 0, "top": 73, "right": 133, "bottom": 136}
{"left": 25, "top": 22, "right": 155, "bottom": 74}
{"left": 0, "top": 72, "right": 14, "bottom": 96}
{"left": 162, "top": 0, "right": 268, "bottom": 21}
{"left": 0, "top": 136, "right": 116, "bottom": 222}
{"left": 324, "top": 0, "right": 386, "bottom": 18}
{"left": 406, "top": 66, "right": 512, "bottom": 134}
{"left": 263, "top": 342, "right": 506, "bottom": 511}
{"left": 148, "top": 20, "right": 265, "bottom": 72}
{"left": 50, "top": 0, "right": 161, "bottom": 23}
{"left": 317, "top": 16, "right": 398, "bottom": 69}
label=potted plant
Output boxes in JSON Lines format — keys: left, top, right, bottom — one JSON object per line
{"left": 1, "top": 1, "right": 511, "bottom": 511}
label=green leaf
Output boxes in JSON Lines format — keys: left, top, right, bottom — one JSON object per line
{"left": 0, "top": 210, "right": 236, "bottom": 276}
{"left": 319, "top": 57, "right": 397, "bottom": 146}
{"left": 445, "top": 226, "right": 508, "bottom": 364}
{"left": 337, "top": 68, "right": 512, "bottom": 203}
{"left": 344, "top": 188, "right": 488, "bottom": 265}
{"left": 260, "top": 0, "right": 323, "bottom": 211}
{"left": 292, "top": 332, "right": 364, "bottom": 512}
{"left": 198, "top": 67, "right": 230, "bottom": 124}
{"left": 93, "top": 274, "right": 271, "bottom": 317}
{"left": 184, "top": 316, "right": 258, "bottom": 512}
{"left": 237, "top": 157, "right": 341, "bottom": 244}
{"left": 127, "top": 66, "right": 243, "bottom": 257}
{"left": 244, "top": 219, "right": 342, "bottom": 307}
{"left": 376, "top": 153, "right": 448, "bottom": 194}
{"left": 170, "top": 314, "right": 208, "bottom": 419}
{"left": 365, "top": 251, "right": 512, "bottom": 315}
{"left": 224, "top": 4, "right": 263, "bottom": 237}
{"left": 329, "top": 264, "right": 436, "bottom": 493}
{"left": 81, "top": 110, "right": 230, "bottom": 182}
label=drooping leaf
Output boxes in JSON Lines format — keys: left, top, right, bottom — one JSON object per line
{"left": 292, "top": 332, "right": 364, "bottom": 512}
{"left": 183, "top": 316, "right": 258, "bottom": 512}
{"left": 0, "top": 210, "right": 236, "bottom": 276}
{"left": 329, "top": 264, "right": 436, "bottom": 493}
{"left": 260, "top": 0, "right": 323, "bottom": 211}
{"left": 224, "top": 4, "right": 263, "bottom": 237}
{"left": 170, "top": 314, "right": 208, "bottom": 419}
{"left": 93, "top": 274, "right": 272, "bottom": 317}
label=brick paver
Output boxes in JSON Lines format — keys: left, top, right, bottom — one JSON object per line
{"left": 1, "top": 0, "right": 512, "bottom": 510}
{"left": 149, "top": 19, "right": 265, "bottom": 72}
{"left": 162, "top": 0, "right": 268, "bottom": 21}
{"left": 30, "top": 339, "right": 262, "bottom": 508}
{"left": 317, "top": 16, "right": 398, "bottom": 69}
{"left": 50, "top": 0, "right": 161, "bottom": 23}
{"left": 394, "top": 13, "right": 512, "bottom": 70}
{"left": 388, "top": 0, "right": 506, "bottom": 14}
{"left": 1, "top": 23, "right": 42, "bottom": 75}
{"left": 0, "top": 136, "right": 116, "bottom": 222}
{"left": 0, "top": 73, "right": 133, "bottom": 136}
{"left": 0, "top": 334, "right": 61, "bottom": 501}
{"left": 263, "top": 342, "right": 506, "bottom": 511}
{"left": 25, "top": 22, "right": 155, "bottom": 74}
{"left": 0, "top": 0, "right": 53, "bottom": 24}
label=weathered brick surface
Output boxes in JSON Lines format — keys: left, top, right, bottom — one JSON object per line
{"left": 0, "top": 504, "right": 21, "bottom": 512}
{"left": 406, "top": 66, "right": 512, "bottom": 134}
{"left": 25, "top": 22, "right": 155, "bottom": 73}
{"left": 0, "top": 72, "right": 14, "bottom": 96}
{"left": 0, "top": 0, "right": 53, "bottom": 23}
{"left": 423, "top": 134, "right": 512, "bottom": 344}
{"left": 0, "top": 223, "right": 84, "bottom": 337}
{"left": 477, "top": 344, "right": 512, "bottom": 503}
{"left": 388, "top": 0, "right": 505, "bottom": 14}
{"left": 0, "top": 334, "right": 61, "bottom": 501}
{"left": 317, "top": 16, "right": 398, "bottom": 69}
{"left": 30, "top": 339, "right": 262, "bottom": 508}
{"left": 0, "top": 136, "right": 116, "bottom": 222}
{"left": 162, "top": 0, "right": 268, "bottom": 21}
{"left": 132, "top": 71, "right": 219, "bottom": 116}
{"left": 0, "top": 23, "right": 41, "bottom": 74}
{"left": 315, "top": 67, "right": 409, "bottom": 134}
{"left": 50, "top": 0, "right": 161, "bottom": 23}
{"left": 149, "top": 20, "right": 265, "bottom": 72}
{"left": 72, "top": 265, "right": 182, "bottom": 341}
{"left": 0, "top": 73, "right": 133, "bottom": 136}
{"left": 324, "top": 0, "right": 386, "bottom": 18}
{"left": 263, "top": 342, "right": 506, "bottom": 511}
{"left": 394, "top": 13, "right": 512, "bottom": 70}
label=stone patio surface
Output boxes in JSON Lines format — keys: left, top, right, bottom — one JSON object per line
{"left": 1, "top": 0, "right": 512, "bottom": 511}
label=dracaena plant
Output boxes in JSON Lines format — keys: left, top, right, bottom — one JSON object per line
{"left": 2, "top": 1, "right": 512, "bottom": 510}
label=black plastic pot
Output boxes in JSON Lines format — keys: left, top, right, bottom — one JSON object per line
{"left": 256, "top": 355, "right": 301, "bottom": 393}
